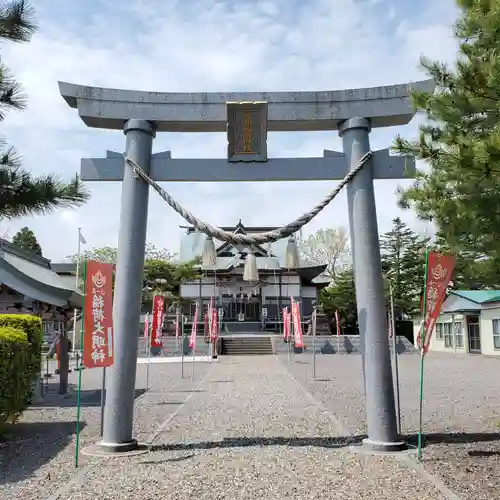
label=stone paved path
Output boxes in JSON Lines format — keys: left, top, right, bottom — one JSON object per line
{"left": 54, "top": 356, "right": 454, "bottom": 500}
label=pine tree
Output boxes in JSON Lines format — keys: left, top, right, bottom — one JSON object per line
{"left": 11, "top": 225, "right": 41, "bottom": 254}
{"left": 319, "top": 266, "right": 358, "bottom": 333}
{"left": 393, "top": 0, "right": 500, "bottom": 258}
{"left": 433, "top": 231, "right": 500, "bottom": 289}
{"left": 0, "top": 1, "right": 89, "bottom": 219}
{"left": 380, "top": 218, "right": 429, "bottom": 318}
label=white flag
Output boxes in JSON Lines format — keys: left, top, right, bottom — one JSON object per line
{"left": 79, "top": 230, "right": 87, "bottom": 245}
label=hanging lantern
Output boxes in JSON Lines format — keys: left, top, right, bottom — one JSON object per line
{"left": 285, "top": 236, "right": 300, "bottom": 269}
{"left": 243, "top": 252, "right": 259, "bottom": 282}
{"left": 202, "top": 235, "right": 217, "bottom": 266}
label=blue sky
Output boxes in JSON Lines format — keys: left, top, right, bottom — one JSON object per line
{"left": 1, "top": 0, "right": 458, "bottom": 260}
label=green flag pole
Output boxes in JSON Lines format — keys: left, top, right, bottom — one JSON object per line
{"left": 75, "top": 260, "right": 87, "bottom": 468}
{"left": 417, "top": 247, "right": 430, "bottom": 462}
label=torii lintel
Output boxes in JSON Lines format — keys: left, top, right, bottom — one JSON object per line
{"left": 80, "top": 149, "right": 414, "bottom": 182}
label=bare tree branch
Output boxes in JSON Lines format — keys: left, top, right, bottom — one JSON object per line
{"left": 297, "top": 227, "right": 350, "bottom": 280}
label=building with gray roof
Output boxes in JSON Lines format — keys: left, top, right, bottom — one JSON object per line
{"left": 177, "top": 221, "right": 330, "bottom": 332}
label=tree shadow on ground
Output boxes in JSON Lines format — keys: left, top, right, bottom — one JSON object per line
{"left": 150, "top": 435, "right": 364, "bottom": 452}
{"left": 0, "top": 420, "right": 85, "bottom": 485}
{"left": 171, "top": 389, "right": 206, "bottom": 393}
{"left": 149, "top": 431, "right": 500, "bottom": 454}
{"left": 404, "top": 431, "right": 500, "bottom": 449}
{"left": 468, "top": 449, "right": 500, "bottom": 457}
{"left": 33, "top": 383, "right": 146, "bottom": 408}
{"left": 140, "top": 453, "right": 196, "bottom": 465}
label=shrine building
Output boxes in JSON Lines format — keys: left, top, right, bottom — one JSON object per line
{"left": 177, "top": 221, "right": 330, "bottom": 333}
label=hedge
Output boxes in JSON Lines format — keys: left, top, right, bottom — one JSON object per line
{"left": 0, "top": 326, "right": 31, "bottom": 425}
{"left": 0, "top": 314, "right": 43, "bottom": 385}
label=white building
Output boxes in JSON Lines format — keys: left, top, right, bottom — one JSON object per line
{"left": 413, "top": 290, "right": 500, "bottom": 355}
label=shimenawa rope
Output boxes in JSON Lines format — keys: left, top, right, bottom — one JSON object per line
{"left": 125, "top": 151, "right": 372, "bottom": 245}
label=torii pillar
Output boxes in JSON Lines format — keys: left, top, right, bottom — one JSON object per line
{"left": 101, "top": 119, "right": 155, "bottom": 451}
{"left": 60, "top": 79, "right": 434, "bottom": 455}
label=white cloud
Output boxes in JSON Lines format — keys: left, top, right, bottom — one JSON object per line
{"left": 1, "top": 0, "right": 459, "bottom": 260}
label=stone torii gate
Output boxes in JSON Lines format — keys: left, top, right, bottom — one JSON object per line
{"left": 59, "top": 79, "right": 433, "bottom": 455}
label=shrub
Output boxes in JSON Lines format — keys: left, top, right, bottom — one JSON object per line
{"left": 0, "top": 314, "right": 43, "bottom": 383}
{"left": 0, "top": 326, "right": 31, "bottom": 425}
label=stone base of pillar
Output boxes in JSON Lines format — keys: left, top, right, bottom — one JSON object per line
{"left": 81, "top": 439, "right": 149, "bottom": 458}
{"left": 349, "top": 438, "right": 408, "bottom": 456}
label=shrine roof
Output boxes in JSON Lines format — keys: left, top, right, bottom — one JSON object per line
{"left": 0, "top": 239, "right": 81, "bottom": 308}
{"left": 178, "top": 222, "right": 329, "bottom": 282}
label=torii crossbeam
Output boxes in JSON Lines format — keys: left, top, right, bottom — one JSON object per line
{"left": 60, "top": 79, "right": 434, "bottom": 456}
{"left": 81, "top": 148, "right": 413, "bottom": 182}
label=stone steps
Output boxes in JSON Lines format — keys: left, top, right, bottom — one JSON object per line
{"left": 222, "top": 336, "right": 274, "bottom": 356}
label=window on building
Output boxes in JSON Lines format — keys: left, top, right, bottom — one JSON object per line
{"left": 444, "top": 323, "right": 453, "bottom": 347}
{"left": 492, "top": 319, "right": 500, "bottom": 350}
{"left": 454, "top": 321, "right": 464, "bottom": 348}
{"left": 435, "top": 323, "right": 443, "bottom": 340}
{"left": 42, "top": 320, "right": 59, "bottom": 334}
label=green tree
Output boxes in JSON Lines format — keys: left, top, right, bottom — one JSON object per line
{"left": 319, "top": 266, "right": 358, "bottom": 333}
{"left": 432, "top": 231, "right": 500, "bottom": 290}
{"left": 298, "top": 227, "right": 350, "bottom": 280}
{"left": 380, "top": 218, "right": 429, "bottom": 318}
{"left": 142, "top": 259, "right": 200, "bottom": 311}
{"left": 0, "top": 1, "right": 89, "bottom": 219}
{"left": 11, "top": 226, "right": 41, "bottom": 255}
{"left": 393, "top": 0, "right": 500, "bottom": 258}
{"left": 66, "top": 243, "right": 177, "bottom": 265}
{"left": 66, "top": 244, "right": 198, "bottom": 308}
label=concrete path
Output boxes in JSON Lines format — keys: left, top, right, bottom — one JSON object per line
{"left": 56, "top": 356, "right": 452, "bottom": 500}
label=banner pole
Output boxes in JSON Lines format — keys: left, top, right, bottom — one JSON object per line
{"left": 418, "top": 247, "right": 430, "bottom": 462}
{"left": 389, "top": 283, "right": 401, "bottom": 435}
{"left": 74, "top": 259, "right": 87, "bottom": 468}
{"left": 192, "top": 340, "right": 196, "bottom": 381}
{"left": 181, "top": 314, "right": 185, "bottom": 378}
{"left": 146, "top": 320, "right": 151, "bottom": 392}
{"left": 207, "top": 309, "right": 212, "bottom": 362}
{"left": 312, "top": 306, "right": 317, "bottom": 379}
{"left": 176, "top": 308, "right": 180, "bottom": 354}
{"left": 192, "top": 303, "right": 197, "bottom": 381}
{"left": 99, "top": 367, "right": 106, "bottom": 436}
{"left": 287, "top": 310, "right": 291, "bottom": 364}
{"left": 72, "top": 228, "right": 82, "bottom": 352}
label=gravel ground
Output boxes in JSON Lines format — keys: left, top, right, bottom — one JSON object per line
{"left": 278, "top": 350, "right": 500, "bottom": 500}
{"left": 0, "top": 359, "right": 211, "bottom": 500}
{"left": 3, "top": 352, "right": 495, "bottom": 499}
{"left": 57, "top": 356, "right": 447, "bottom": 500}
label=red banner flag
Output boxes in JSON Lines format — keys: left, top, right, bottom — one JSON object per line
{"left": 204, "top": 311, "right": 209, "bottom": 341}
{"left": 282, "top": 307, "right": 289, "bottom": 340}
{"left": 292, "top": 302, "right": 304, "bottom": 348}
{"left": 175, "top": 311, "right": 180, "bottom": 339}
{"left": 418, "top": 252, "right": 456, "bottom": 353}
{"left": 211, "top": 308, "right": 218, "bottom": 341}
{"left": 83, "top": 261, "right": 115, "bottom": 368}
{"left": 144, "top": 312, "right": 149, "bottom": 339}
{"left": 335, "top": 310, "right": 341, "bottom": 337}
{"left": 56, "top": 342, "right": 61, "bottom": 371}
{"left": 150, "top": 295, "right": 165, "bottom": 348}
{"left": 189, "top": 305, "right": 199, "bottom": 349}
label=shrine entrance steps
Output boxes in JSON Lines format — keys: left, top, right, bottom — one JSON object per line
{"left": 221, "top": 335, "right": 273, "bottom": 356}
